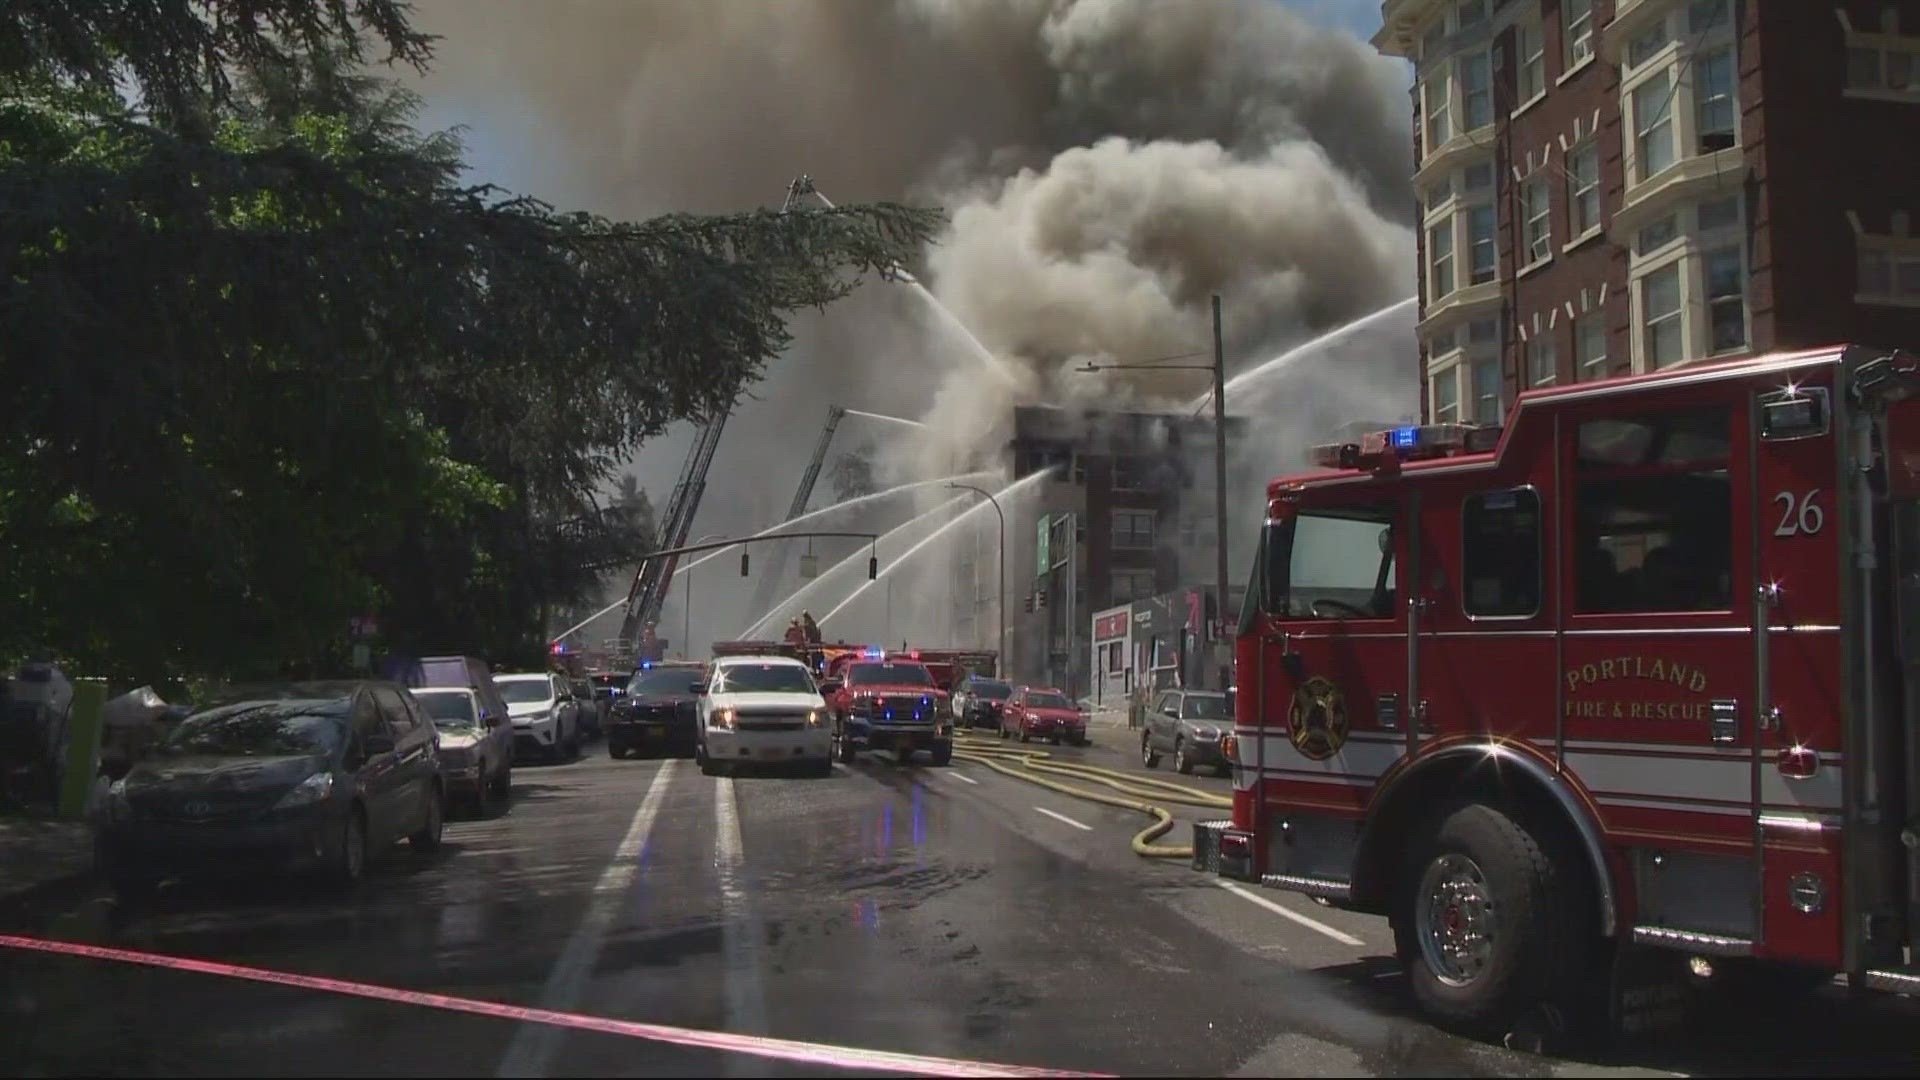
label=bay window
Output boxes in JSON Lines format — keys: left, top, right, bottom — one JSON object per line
{"left": 1468, "top": 205, "right": 1497, "bottom": 284}
{"left": 1632, "top": 71, "right": 1676, "bottom": 182}
{"left": 1432, "top": 364, "right": 1461, "bottom": 423}
{"left": 1461, "top": 51, "right": 1494, "bottom": 130}
{"left": 1471, "top": 357, "right": 1503, "bottom": 423}
{"left": 1704, "top": 247, "right": 1748, "bottom": 354}
{"left": 1429, "top": 220, "right": 1455, "bottom": 298}
{"left": 1641, "top": 263, "right": 1684, "bottom": 369}
{"left": 1423, "top": 75, "right": 1453, "bottom": 149}
{"left": 1693, "top": 47, "right": 1737, "bottom": 153}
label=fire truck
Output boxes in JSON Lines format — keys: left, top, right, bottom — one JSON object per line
{"left": 1193, "top": 344, "right": 1920, "bottom": 1038}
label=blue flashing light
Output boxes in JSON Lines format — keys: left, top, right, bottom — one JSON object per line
{"left": 863, "top": 647, "right": 885, "bottom": 660}
{"left": 1390, "top": 425, "right": 1419, "bottom": 449}
{"left": 641, "top": 660, "right": 653, "bottom": 670}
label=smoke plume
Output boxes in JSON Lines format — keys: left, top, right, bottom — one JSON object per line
{"left": 409, "top": 0, "right": 1419, "bottom": 652}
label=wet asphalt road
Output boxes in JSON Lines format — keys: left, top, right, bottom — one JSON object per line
{"left": 4, "top": 732, "right": 1920, "bottom": 1077}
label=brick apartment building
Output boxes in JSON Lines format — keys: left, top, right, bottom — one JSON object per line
{"left": 1375, "top": 0, "right": 1920, "bottom": 424}
{"left": 952, "top": 406, "right": 1252, "bottom": 692}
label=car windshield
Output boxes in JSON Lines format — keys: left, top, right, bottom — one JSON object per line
{"left": 848, "top": 662, "right": 934, "bottom": 687}
{"left": 715, "top": 664, "right": 815, "bottom": 693}
{"left": 1024, "top": 692, "right": 1075, "bottom": 710}
{"left": 414, "top": 691, "right": 479, "bottom": 730}
{"left": 629, "top": 668, "right": 704, "bottom": 695}
{"left": 1182, "top": 694, "right": 1232, "bottom": 721}
{"left": 496, "top": 678, "right": 553, "bottom": 704}
{"left": 162, "top": 702, "right": 347, "bottom": 757}
{"left": 969, "top": 680, "right": 1012, "bottom": 699}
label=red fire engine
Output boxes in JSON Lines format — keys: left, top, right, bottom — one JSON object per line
{"left": 1195, "top": 344, "right": 1920, "bottom": 1037}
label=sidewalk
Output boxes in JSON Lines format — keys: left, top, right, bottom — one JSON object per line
{"left": 0, "top": 811, "right": 95, "bottom": 899}
{"left": 1089, "top": 709, "right": 1133, "bottom": 732}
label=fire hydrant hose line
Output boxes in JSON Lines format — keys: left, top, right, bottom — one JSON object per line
{"left": 948, "top": 731, "right": 1230, "bottom": 859}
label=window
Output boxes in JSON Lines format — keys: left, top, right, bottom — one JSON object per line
{"left": 1636, "top": 214, "right": 1678, "bottom": 255}
{"left": 1522, "top": 177, "right": 1552, "bottom": 263}
{"left": 1111, "top": 508, "right": 1156, "bottom": 549}
{"left": 1849, "top": 46, "right": 1917, "bottom": 92}
{"left": 1573, "top": 410, "right": 1732, "bottom": 614}
{"left": 1429, "top": 220, "right": 1456, "bottom": 298}
{"left": 1457, "top": 0, "right": 1489, "bottom": 31}
{"left": 1627, "top": 26, "right": 1667, "bottom": 70}
{"left": 1527, "top": 335, "right": 1558, "bottom": 387}
{"left": 1576, "top": 315, "right": 1608, "bottom": 380}
{"left": 1461, "top": 50, "right": 1494, "bottom": 130}
{"left": 1693, "top": 47, "right": 1737, "bottom": 153}
{"left": 1424, "top": 75, "right": 1453, "bottom": 149}
{"left": 1272, "top": 504, "right": 1397, "bottom": 621}
{"left": 1687, "top": 0, "right": 1730, "bottom": 34}
{"left": 1464, "top": 162, "right": 1495, "bottom": 191}
{"left": 1468, "top": 205, "right": 1497, "bottom": 284}
{"left": 1568, "top": 142, "right": 1600, "bottom": 236}
{"left": 1516, "top": 21, "right": 1545, "bottom": 101}
{"left": 1632, "top": 71, "right": 1676, "bottom": 181}
{"left": 1472, "top": 357, "right": 1503, "bottom": 422}
{"left": 1564, "top": 0, "right": 1593, "bottom": 68}
{"left": 1467, "top": 318, "right": 1498, "bottom": 347}
{"left": 1697, "top": 195, "right": 1739, "bottom": 232}
{"left": 1432, "top": 365, "right": 1461, "bottom": 422}
{"left": 1111, "top": 569, "right": 1157, "bottom": 604}
{"left": 1111, "top": 455, "right": 1150, "bottom": 491}
{"left": 1461, "top": 489, "right": 1542, "bottom": 617}
{"left": 1704, "top": 247, "right": 1748, "bottom": 353}
{"left": 1641, "top": 263, "right": 1684, "bottom": 368}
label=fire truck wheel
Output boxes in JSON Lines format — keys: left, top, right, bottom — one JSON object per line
{"left": 1141, "top": 734, "right": 1161, "bottom": 769}
{"left": 1397, "top": 803, "right": 1586, "bottom": 1034}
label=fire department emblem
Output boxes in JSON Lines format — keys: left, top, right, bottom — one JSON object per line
{"left": 1287, "top": 677, "right": 1348, "bottom": 761}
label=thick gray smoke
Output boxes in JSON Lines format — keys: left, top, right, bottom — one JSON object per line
{"left": 410, "top": 0, "right": 1418, "bottom": 652}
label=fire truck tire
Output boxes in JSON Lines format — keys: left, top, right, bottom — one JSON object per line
{"left": 1141, "top": 734, "right": 1161, "bottom": 769}
{"left": 1396, "top": 803, "right": 1588, "bottom": 1034}
{"left": 930, "top": 742, "right": 953, "bottom": 767}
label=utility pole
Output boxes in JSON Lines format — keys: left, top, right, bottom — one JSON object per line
{"left": 1211, "top": 294, "right": 1232, "bottom": 693}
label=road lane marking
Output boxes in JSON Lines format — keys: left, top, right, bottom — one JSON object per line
{"left": 496, "top": 758, "right": 677, "bottom": 1077}
{"left": 1033, "top": 806, "right": 1093, "bottom": 831}
{"left": 1217, "top": 880, "right": 1366, "bottom": 947}
{"left": 0, "top": 934, "right": 1104, "bottom": 1078}
{"left": 945, "top": 771, "right": 980, "bottom": 785}
{"left": 715, "top": 774, "right": 770, "bottom": 1066}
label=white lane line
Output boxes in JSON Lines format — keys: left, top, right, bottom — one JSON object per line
{"left": 715, "top": 774, "right": 770, "bottom": 1066}
{"left": 945, "top": 771, "right": 981, "bottom": 785}
{"left": 1033, "top": 806, "right": 1093, "bottom": 831}
{"left": 1217, "top": 880, "right": 1366, "bottom": 947}
{"left": 496, "top": 759, "right": 678, "bottom": 1078}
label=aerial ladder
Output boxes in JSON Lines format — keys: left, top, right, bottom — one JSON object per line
{"left": 613, "top": 175, "right": 822, "bottom": 658}
{"left": 745, "top": 404, "right": 847, "bottom": 621}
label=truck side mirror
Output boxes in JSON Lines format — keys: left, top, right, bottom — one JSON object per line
{"left": 821, "top": 680, "right": 842, "bottom": 694}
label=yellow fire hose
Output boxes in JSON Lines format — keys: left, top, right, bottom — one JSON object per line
{"left": 949, "top": 730, "right": 1231, "bottom": 858}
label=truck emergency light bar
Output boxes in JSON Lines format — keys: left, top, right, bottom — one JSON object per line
{"left": 1309, "top": 422, "right": 1501, "bottom": 471}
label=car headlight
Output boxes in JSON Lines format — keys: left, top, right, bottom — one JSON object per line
{"left": 711, "top": 707, "right": 736, "bottom": 731}
{"left": 1192, "top": 724, "right": 1221, "bottom": 740}
{"left": 805, "top": 709, "right": 825, "bottom": 729}
{"left": 275, "top": 772, "right": 334, "bottom": 810}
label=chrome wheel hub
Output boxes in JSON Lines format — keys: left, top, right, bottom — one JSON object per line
{"left": 1415, "top": 853, "right": 1494, "bottom": 987}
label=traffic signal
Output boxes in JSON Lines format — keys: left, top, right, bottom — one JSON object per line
{"left": 868, "top": 556, "right": 878, "bottom": 580}
{"left": 1023, "top": 593, "right": 1034, "bottom": 613}
{"left": 1036, "top": 591, "right": 1048, "bottom": 611}
{"left": 740, "top": 552, "right": 750, "bottom": 576}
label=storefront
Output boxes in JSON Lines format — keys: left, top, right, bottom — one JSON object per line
{"left": 1090, "top": 607, "right": 1131, "bottom": 708}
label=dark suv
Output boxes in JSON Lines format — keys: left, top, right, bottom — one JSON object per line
{"left": 94, "top": 680, "right": 445, "bottom": 898}
{"left": 951, "top": 675, "right": 1014, "bottom": 732}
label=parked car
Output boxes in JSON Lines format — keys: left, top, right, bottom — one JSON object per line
{"left": 412, "top": 687, "right": 513, "bottom": 813}
{"left": 1004, "top": 686, "right": 1088, "bottom": 746}
{"left": 93, "top": 680, "right": 444, "bottom": 897}
{"left": 568, "top": 677, "right": 602, "bottom": 738}
{"left": 494, "top": 672, "right": 582, "bottom": 761}
{"left": 588, "top": 671, "right": 629, "bottom": 730}
{"left": 950, "top": 675, "right": 1014, "bottom": 732}
{"left": 386, "top": 655, "right": 514, "bottom": 762}
{"left": 1141, "top": 688, "right": 1232, "bottom": 776}
{"left": 695, "top": 656, "right": 831, "bottom": 777}
{"left": 607, "top": 662, "right": 704, "bottom": 759}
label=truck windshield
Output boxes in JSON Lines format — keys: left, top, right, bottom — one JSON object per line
{"left": 714, "top": 664, "right": 816, "bottom": 693}
{"left": 848, "top": 663, "right": 934, "bottom": 687}
{"left": 1270, "top": 505, "right": 1397, "bottom": 620}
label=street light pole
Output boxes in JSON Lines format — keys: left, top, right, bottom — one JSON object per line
{"left": 1211, "top": 294, "right": 1231, "bottom": 693}
{"left": 947, "top": 482, "right": 1007, "bottom": 677}
{"left": 684, "top": 533, "right": 726, "bottom": 660}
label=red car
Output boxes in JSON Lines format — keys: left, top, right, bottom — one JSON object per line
{"left": 1003, "top": 686, "right": 1087, "bottom": 746}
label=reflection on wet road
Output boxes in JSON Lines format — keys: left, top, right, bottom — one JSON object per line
{"left": 4, "top": 741, "right": 1920, "bottom": 1076}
